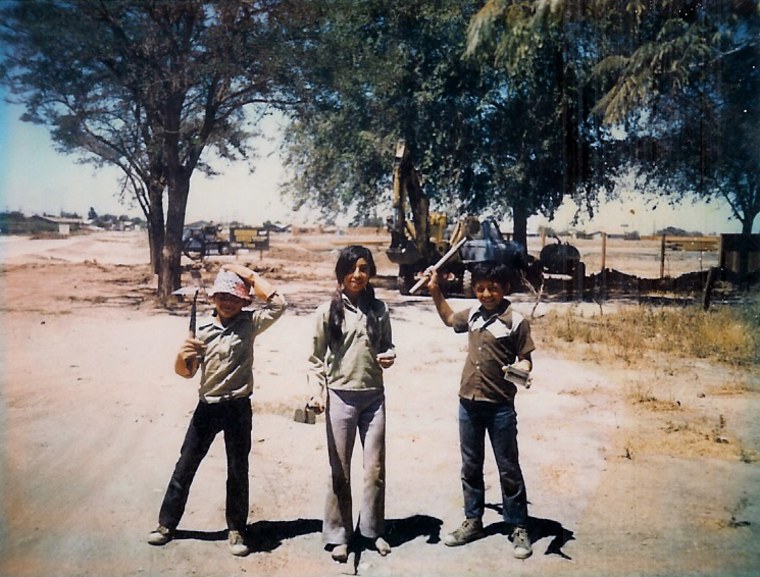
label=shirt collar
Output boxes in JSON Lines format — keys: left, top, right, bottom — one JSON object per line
{"left": 341, "top": 292, "right": 361, "bottom": 313}
{"left": 469, "top": 299, "right": 510, "bottom": 323}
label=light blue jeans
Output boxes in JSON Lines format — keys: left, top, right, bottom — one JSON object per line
{"left": 323, "top": 388, "right": 386, "bottom": 545}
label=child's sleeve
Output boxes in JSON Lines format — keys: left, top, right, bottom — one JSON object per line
{"left": 251, "top": 292, "right": 287, "bottom": 334}
{"left": 515, "top": 318, "right": 536, "bottom": 358}
{"left": 307, "top": 307, "right": 330, "bottom": 395}
{"left": 450, "top": 307, "right": 472, "bottom": 334}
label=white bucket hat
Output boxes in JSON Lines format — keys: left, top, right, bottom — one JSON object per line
{"left": 207, "top": 270, "right": 252, "bottom": 303}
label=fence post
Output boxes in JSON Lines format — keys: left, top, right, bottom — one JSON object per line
{"left": 660, "top": 234, "right": 666, "bottom": 278}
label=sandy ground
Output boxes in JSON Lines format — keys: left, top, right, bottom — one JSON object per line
{"left": 1, "top": 230, "right": 758, "bottom": 577}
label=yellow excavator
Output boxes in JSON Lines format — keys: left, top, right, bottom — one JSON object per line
{"left": 386, "top": 139, "right": 542, "bottom": 296}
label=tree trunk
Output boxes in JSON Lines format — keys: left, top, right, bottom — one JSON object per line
{"left": 157, "top": 171, "right": 191, "bottom": 302}
{"left": 512, "top": 203, "right": 529, "bottom": 253}
{"left": 147, "top": 179, "right": 166, "bottom": 274}
{"left": 739, "top": 213, "right": 757, "bottom": 289}
{"left": 147, "top": 210, "right": 165, "bottom": 275}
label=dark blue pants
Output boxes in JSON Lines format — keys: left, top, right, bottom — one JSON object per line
{"left": 158, "top": 397, "right": 252, "bottom": 532}
{"left": 458, "top": 398, "right": 528, "bottom": 528}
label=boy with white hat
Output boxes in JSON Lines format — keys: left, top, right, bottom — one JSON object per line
{"left": 148, "top": 264, "right": 286, "bottom": 556}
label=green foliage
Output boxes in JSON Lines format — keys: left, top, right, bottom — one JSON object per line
{"left": 466, "top": 0, "right": 760, "bottom": 235}
{"left": 589, "top": 0, "right": 760, "bottom": 234}
{"left": 282, "top": 0, "right": 486, "bottom": 224}
{"left": 281, "top": 0, "right": 616, "bottom": 247}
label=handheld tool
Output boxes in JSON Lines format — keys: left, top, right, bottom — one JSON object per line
{"left": 409, "top": 236, "right": 468, "bottom": 294}
{"left": 188, "top": 289, "right": 199, "bottom": 337}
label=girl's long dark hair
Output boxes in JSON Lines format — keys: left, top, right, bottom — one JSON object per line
{"left": 328, "top": 245, "right": 381, "bottom": 351}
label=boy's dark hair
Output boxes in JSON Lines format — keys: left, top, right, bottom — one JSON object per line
{"left": 470, "top": 261, "right": 511, "bottom": 289}
{"left": 328, "top": 245, "right": 381, "bottom": 350}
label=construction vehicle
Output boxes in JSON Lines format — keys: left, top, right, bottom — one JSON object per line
{"left": 539, "top": 234, "right": 582, "bottom": 276}
{"left": 182, "top": 223, "right": 270, "bottom": 260}
{"left": 385, "top": 139, "right": 541, "bottom": 295}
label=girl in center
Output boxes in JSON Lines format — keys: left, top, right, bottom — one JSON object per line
{"left": 307, "top": 245, "right": 396, "bottom": 563}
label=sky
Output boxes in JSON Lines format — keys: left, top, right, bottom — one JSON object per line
{"left": 0, "top": 100, "right": 751, "bottom": 235}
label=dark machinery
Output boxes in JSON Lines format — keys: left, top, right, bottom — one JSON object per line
{"left": 539, "top": 235, "right": 582, "bottom": 275}
{"left": 385, "top": 139, "right": 541, "bottom": 295}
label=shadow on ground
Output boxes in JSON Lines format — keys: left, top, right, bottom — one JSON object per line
{"left": 173, "top": 518, "right": 322, "bottom": 553}
{"left": 485, "top": 503, "right": 575, "bottom": 559}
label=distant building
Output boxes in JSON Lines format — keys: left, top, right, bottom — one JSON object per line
{"left": 28, "top": 215, "right": 83, "bottom": 235}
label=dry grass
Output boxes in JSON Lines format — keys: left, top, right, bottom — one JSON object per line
{"left": 537, "top": 297, "right": 760, "bottom": 367}
{"left": 537, "top": 297, "right": 760, "bottom": 464}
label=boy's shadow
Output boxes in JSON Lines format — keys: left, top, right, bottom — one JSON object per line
{"left": 484, "top": 503, "right": 574, "bottom": 559}
{"left": 173, "top": 518, "right": 322, "bottom": 553}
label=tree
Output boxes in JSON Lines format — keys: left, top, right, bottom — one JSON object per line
{"left": 0, "top": 0, "right": 303, "bottom": 300}
{"left": 282, "top": 1, "right": 485, "bottom": 220}
{"left": 465, "top": 1, "right": 649, "bottom": 240}
{"left": 595, "top": 0, "right": 760, "bottom": 236}
{"left": 281, "top": 0, "right": 618, "bottom": 251}
{"left": 282, "top": 0, "right": 576, "bottom": 250}
{"left": 467, "top": 0, "right": 760, "bottom": 236}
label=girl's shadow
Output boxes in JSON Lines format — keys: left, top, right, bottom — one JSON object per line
{"left": 335, "top": 514, "right": 442, "bottom": 570}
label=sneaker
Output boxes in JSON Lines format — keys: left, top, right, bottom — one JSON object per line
{"left": 330, "top": 543, "right": 349, "bottom": 563}
{"left": 228, "top": 530, "right": 250, "bottom": 557}
{"left": 511, "top": 526, "right": 532, "bottom": 559}
{"left": 443, "top": 518, "right": 483, "bottom": 547}
{"left": 374, "top": 536, "right": 391, "bottom": 556}
{"left": 147, "top": 525, "right": 172, "bottom": 546}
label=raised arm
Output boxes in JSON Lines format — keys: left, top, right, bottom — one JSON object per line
{"left": 426, "top": 268, "right": 455, "bottom": 327}
{"left": 221, "top": 263, "right": 275, "bottom": 301}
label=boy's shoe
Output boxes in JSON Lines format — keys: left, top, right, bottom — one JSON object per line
{"left": 374, "top": 536, "right": 391, "bottom": 556}
{"left": 147, "top": 525, "right": 173, "bottom": 546}
{"left": 228, "top": 530, "right": 250, "bottom": 557}
{"left": 511, "top": 526, "right": 532, "bottom": 559}
{"left": 330, "top": 543, "right": 349, "bottom": 563}
{"left": 443, "top": 518, "right": 484, "bottom": 547}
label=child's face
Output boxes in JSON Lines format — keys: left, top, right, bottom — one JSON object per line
{"left": 213, "top": 292, "right": 248, "bottom": 323}
{"left": 342, "top": 257, "right": 371, "bottom": 301}
{"left": 473, "top": 279, "right": 506, "bottom": 312}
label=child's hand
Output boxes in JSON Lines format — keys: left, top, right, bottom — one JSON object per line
{"left": 175, "top": 337, "right": 205, "bottom": 378}
{"left": 424, "top": 267, "right": 439, "bottom": 291}
{"left": 307, "top": 394, "right": 325, "bottom": 415}
{"left": 512, "top": 359, "right": 531, "bottom": 372}
{"left": 376, "top": 350, "right": 396, "bottom": 369}
{"left": 179, "top": 337, "right": 206, "bottom": 361}
{"left": 221, "top": 263, "right": 257, "bottom": 286}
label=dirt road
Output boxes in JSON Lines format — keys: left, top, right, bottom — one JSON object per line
{"left": 1, "top": 231, "right": 757, "bottom": 577}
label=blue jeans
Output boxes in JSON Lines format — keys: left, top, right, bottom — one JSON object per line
{"left": 458, "top": 398, "right": 528, "bottom": 527}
